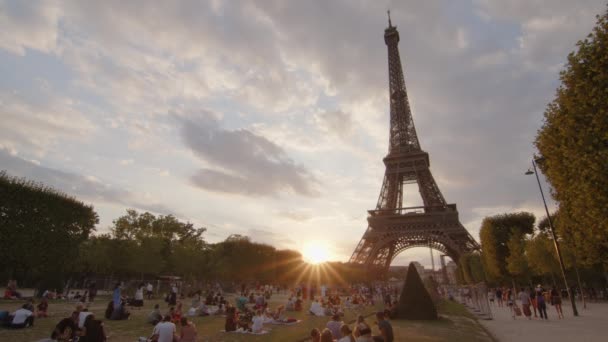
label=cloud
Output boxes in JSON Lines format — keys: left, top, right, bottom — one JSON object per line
{"left": 0, "top": 91, "right": 96, "bottom": 153}
{"left": 313, "top": 110, "right": 354, "bottom": 139}
{"left": 178, "top": 111, "right": 319, "bottom": 197}
{"left": 0, "top": 148, "right": 174, "bottom": 215}
{"left": 277, "top": 210, "right": 313, "bottom": 222}
{"left": 0, "top": 0, "right": 60, "bottom": 55}
{"left": 247, "top": 228, "right": 296, "bottom": 248}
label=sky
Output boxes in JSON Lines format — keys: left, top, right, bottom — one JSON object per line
{"left": 1, "top": 0, "right": 606, "bottom": 268}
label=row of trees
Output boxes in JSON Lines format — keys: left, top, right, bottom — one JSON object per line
{"left": 458, "top": 211, "right": 606, "bottom": 288}
{"left": 0, "top": 171, "right": 98, "bottom": 290}
{"left": 1, "top": 171, "right": 368, "bottom": 290}
{"left": 77, "top": 210, "right": 369, "bottom": 286}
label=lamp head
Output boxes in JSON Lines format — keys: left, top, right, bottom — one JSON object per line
{"left": 525, "top": 169, "right": 534, "bottom": 175}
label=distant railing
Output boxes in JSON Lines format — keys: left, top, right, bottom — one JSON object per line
{"left": 368, "top": 204, "right": 457, "bottom": 216}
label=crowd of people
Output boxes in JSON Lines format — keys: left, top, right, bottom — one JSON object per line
{"left": 487, "top": 285, "right": 565, "bottom": 320}
{"left": 309, "top": 311, "right": 393, "bottom": 342}
{"left": 0, "top": 280, "right": 403, "bottom": 341}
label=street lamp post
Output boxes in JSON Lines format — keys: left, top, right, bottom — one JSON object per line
{"left": 526, "top": 157, "right": 579, "bottom": 317}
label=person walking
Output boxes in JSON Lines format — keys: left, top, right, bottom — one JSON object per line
{"left": 518, "top": 288, "right": 531, "bottom": 320}
{"left": 536, "top": 286, "right": 548, "bottom": 320}
{"left": 496, "top": 288, "right": 503, "bottom": 307}
{"left": 528, "top": 287, "right": 538, "bottom": 318}
{"left": 146, "top": 282, "right": 154, "bottom": 300}
{"left": 550, "top": 286, "right": 564, "bottom": 319}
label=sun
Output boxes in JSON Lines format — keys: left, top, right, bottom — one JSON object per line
{"left": 302, "top": 241, "right": 331, "bottom": 264}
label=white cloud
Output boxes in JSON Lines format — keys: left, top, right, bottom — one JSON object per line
{"left": 0, "top": 0, "right": 60, "bottom": 55}
{"left": 0, "top": 91, "right": 96, "bottom": 153}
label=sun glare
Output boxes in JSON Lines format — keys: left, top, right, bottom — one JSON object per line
{"left": 302, "top": 242, "right": 330, "bottom": 264}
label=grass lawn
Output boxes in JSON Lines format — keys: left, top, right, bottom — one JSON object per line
{"left": 0, "top": 294, "right": 493, "bottom": 341}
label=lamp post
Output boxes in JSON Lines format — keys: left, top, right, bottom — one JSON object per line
{"left": 525, "top": 157, "right": 578, "bottom": 316}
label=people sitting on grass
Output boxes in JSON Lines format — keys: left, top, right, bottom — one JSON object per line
{"left": 338, "top": 324, "right": 356, "bottom": 342}
{"left": 255, "top": 293, "right": 266, "bottom": 309}
{"left": 286, "top": 296, "right": 296, "bottom": 311}
{"left": 309, "top": 299, "right": 325, "bottom": 316}
{"left": 79, "top": 314, "right": 106, "bottom": 342}
{"left": 179, "top": 317, "right": 197, "bottom": 342}
{"left": 236, "top": 293, "right": 248, "bottom": 312}
{"left": 76, "top": 303, "right": 93, "bottom": 328}
{"left": 374, "top": 311, "right": 394, "bottom": 342}
{"left": 148, "top": 304, "right": 162, "bottom": 325}
{"left": 172, "top": 302, "right": 183, "bottom": 323}
{"left": 326, "top": 313, "right": 343, "bottom": 339}
{"left": 104, "top": 300, "right": 130, "bottom": 321}
{"left": 51, "top": 311, "right": 80, "bottom": 341}
{"left": 251, "top": 309, "right": 265, "bottom": 333}
{"left": 42, "top": 289, "right": 58, "bottom": 300}
{"left": 320, "top": 328, "right": 334, "bottom": 342}
{"left": 225, "top": 306, "right": 238, "bottom": 332}
{"left": 4, "top": 280, "right": 22, "bottom": 299}
{"left": 151, "top": 315, "right": 176, "bottom": 342}
{"left": 37, "top": 298, "right": 49, "bottom": 318}
{"left": 9, "top": 303, "right": 34, "bottom": 328}
{"left": 353, "top": 315, "right": 371, "bottom": 339}
{"left": 310, "top": 328, "right": 321, "bottom": 342}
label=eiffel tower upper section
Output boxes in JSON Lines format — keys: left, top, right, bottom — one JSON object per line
{"left": 385, "top": 13, "right": 420, "bottom": 155}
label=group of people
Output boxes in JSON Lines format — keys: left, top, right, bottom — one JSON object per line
{"left": 3, "top": 280, "right": 22, "bottom": 299}
{"left": 2, "top": 297, "right": 51, "bottom": 329}
{"left": 49, "top": 303, "right": 107, "bottom": 342}
{"left": 310, "top": 312, "right": 394, "bottom": 342}
{"left": 1, "top": 280, "right": 402, "bottom": 341}
{"left": 488, "top": 285, "right": 564, "bottom": 320}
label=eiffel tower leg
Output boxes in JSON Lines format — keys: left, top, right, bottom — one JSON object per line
{"left": 384, "top": 244, "right": 396, "bottom": 274}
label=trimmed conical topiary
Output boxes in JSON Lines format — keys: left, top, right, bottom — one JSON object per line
{"left": 396, "top": 262, "right": 438, "bottom": 320}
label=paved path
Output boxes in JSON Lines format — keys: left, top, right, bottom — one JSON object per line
{"left": 479, "top": 301, "right": 608, "bottom": 342}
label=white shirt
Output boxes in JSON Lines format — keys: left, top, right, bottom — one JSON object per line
{"left": 310, "top": 301, "right": 324, "bottom": 316}
{"left": 338, "top": 336, "right": 354, "bottom": 342}
{"left": 152, "top": 321, "right": 176, "bottom": 342}
{"left": 12, "top": 308, "right": 32, "bottom": 324}
{"left": 78, "top": 311, "right": 93, "bottom": 328}
{"left": 251, "top": 315, "right": 264, "bottom": 333}
{"left": 147, "top": 283, "right": 153, "bottom": 291}
{"left": 135, "top": 288, "right": 144, "bottom": 300}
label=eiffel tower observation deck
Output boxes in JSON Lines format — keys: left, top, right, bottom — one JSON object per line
{"left": 349, "top": 13, "right": 480, "bottom": 271}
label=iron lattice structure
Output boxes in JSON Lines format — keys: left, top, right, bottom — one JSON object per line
{"left": 349, "top": 18, "right": 479, "bottom": 271}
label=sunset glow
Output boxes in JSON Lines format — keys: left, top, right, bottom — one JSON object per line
{"left": 302, "top": 242, "right": 331, "bottom": 264}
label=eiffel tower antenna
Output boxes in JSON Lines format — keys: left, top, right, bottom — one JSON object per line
{"left": 350, "top": 17, "right": 479, "bottom": 275}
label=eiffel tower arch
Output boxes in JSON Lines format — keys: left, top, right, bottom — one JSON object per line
{"left": 349, "top": 14, "right": 479, "bottom": 272}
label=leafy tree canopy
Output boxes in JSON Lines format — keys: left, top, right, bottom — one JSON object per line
{"left": 479, "top": 212, "right": 535, "bottom": 282}
{"left": 535, "top": 6, "right": 608, "bottom": 267}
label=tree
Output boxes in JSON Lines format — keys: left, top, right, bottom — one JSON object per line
{"left": 110, "top": 209, "right": 207, "bottom": 275}
{"left": 479, "top": 212, "right": 535, "bottom": 282}
{"left": 535, "top": 6, "right": 608, "bottom": 267}
{"left": 526, "top": 231, "right": 561, "bottom": 282}
{"left": 459, "top": 253, "right": 485, "bottom": 284}
{"left": 0, "top": 171, "right": 98, "bottom": 288}
{"left": 506, "top": 229, "right": 529, "bottom": 281}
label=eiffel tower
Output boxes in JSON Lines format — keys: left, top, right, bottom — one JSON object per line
{"left": 349, "top": 13, "right": 479, "bottom": 271}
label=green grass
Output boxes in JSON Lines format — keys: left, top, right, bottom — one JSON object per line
{"left": 0, "top": 295, "right": 492, "bottom": 341}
